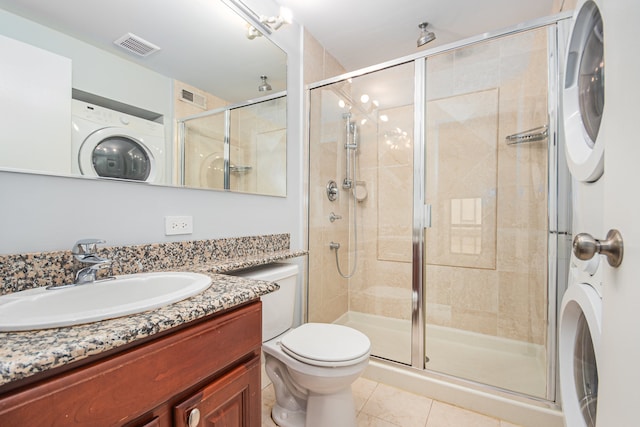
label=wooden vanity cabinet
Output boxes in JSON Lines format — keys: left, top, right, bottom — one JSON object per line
{"left": 0, "top": 301, "right": 262, "bottom": 427}
{"left": 173, "top": 357, "right": 260, "bottom": 427}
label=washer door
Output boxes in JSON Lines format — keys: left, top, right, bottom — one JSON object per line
{"left": 78, "top": 127, "right": 156, "bottom": 182}
{"left": 563, "top": 0, "right": 605, "bottom": 182}
{"left": 199, "top": 152, "right": 224, "bottom": 189}
{"left": 559, "top": 283, "right": 602, "bottom": 427}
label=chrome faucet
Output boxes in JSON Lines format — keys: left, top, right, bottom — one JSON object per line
{"left": 72, "top": 239, "right": 112, "bottom": 285}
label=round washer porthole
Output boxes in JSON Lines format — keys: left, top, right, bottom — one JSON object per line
{"left": 563, "top": 0, "right": 605, "bottom": 182}
{"left": 559, "top": 283, "right": 602, "bottom": 427}
{"left": 92, "top": 137, "right": 151, "bottom": 181}
{"left": 78, "top": 127, "right": 157, "bottom": 182}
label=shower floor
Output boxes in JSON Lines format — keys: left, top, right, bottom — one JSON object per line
{"left": 335, "top": 311, "right": 547, "bottom": 398}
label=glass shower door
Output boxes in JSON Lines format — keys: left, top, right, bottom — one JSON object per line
{"left": 422, "top": 27, "right": 552, "bottom": 398}
{"left": 308, "top": 63, "right": 415, "bottom": 365}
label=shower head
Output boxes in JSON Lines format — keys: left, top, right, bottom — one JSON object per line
{"left": 258, "top": 75, "right": 272, "bottom": 92}
{"left": 417, "top": 22, "right": 436, "bottom": 47}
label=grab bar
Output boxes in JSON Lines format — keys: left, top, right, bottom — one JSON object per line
{"left": 506, "top": 125, "right": 548, "bottom": 145}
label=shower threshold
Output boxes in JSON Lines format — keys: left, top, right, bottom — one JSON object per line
{"left": 335, "top": 310, "right": 546, "bottom": 398}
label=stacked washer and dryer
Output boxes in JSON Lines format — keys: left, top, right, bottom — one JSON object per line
{"left": 71, "top": 100, "right": 166, "bottom": 184}
{"left": 559, "top": 1, "right": 611, "bottom": 426}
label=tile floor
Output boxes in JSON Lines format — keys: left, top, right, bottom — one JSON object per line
{"left": 261, "top": 377, "right": 524, "bottom": 427}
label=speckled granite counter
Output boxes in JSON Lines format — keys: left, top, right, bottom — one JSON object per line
{"left": 0, "top": 234, "right": 307, "bottom": 388}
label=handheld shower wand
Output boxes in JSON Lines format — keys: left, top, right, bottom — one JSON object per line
{"left": 343, "top": 113, "right": 358, "bottom": 190}
{"left": 333, "top": 113, "right": 360, "bottom": 279}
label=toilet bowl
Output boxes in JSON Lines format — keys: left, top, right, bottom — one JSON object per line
{"left": 233, "top": 264, "right": 371, "bottom": 427}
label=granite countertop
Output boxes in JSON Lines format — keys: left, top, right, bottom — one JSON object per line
{"left": 0, "top": 249, "right": 306, "bottom": 388}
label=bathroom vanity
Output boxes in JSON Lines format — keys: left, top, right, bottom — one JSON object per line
{"left": 0, "top": 234, "right": 307, "bottom": 426}
{"left": 0, "top": 301, "right": 261, "bottom": 426}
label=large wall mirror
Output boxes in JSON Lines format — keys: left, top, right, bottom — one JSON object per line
{"left": 0, "top": 0, "right": 288, "bottom": 196}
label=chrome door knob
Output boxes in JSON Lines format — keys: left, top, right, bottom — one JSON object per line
{"left": 573, "top": 229, "right": 624, "bottom": 267}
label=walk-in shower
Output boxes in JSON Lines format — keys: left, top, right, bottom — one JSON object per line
{"left": 307, "top": 15, "right": 572, "bottom": 407}
{"left": 178, "top": 93, "right": 286, "bottom": 196}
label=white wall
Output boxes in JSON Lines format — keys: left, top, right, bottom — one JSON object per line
{"left": 0, "top": 169, "right": 303, "bottom": 253}
{"left": 0, "top": 9, "right": 172, "bottom": 116}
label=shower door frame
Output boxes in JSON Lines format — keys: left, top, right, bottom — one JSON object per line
{"left": 305, "top": 11, "right": 573, "bottom": 404}
{"left": 177, "top": 90, "right": 286, "bottom": 189}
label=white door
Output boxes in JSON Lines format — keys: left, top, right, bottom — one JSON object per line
{"left": 596, "top": 0, "right": 640, "bottom": 425}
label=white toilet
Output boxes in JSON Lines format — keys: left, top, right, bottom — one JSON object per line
{"left": 234, "top": 263, "right": 370, "bottom": 427}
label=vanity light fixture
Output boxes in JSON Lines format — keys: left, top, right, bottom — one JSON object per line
{"left": 223, "top": 0, "right": 292, "bottom": 40}
{"left": 246, "top": 7, "right": 293, "bottom": 40}
{"left": 258, "top": 75, "right": 272, "bottom": 92}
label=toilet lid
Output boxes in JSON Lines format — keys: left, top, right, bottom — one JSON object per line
{"left": 280, "top": 323, "right": 371, "bottom": 367}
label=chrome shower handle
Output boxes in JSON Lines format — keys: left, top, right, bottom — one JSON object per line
{"left": 329, "top": 212, "right": 342, "bottom": 222}
{"left": 326, "top": 180, "right": 339, "bottom": 201}
{"left": 573, "top": 229, "right": 624, "bottom": 267}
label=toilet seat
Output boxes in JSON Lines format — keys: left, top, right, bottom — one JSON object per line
{"left": 279, "top": 323, "right": 371, "bottom": 367}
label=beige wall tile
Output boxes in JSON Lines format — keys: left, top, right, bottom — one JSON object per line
{"left": 451, "top": 307, "right": 497, "bottom": 335}
{"left": 324, "top": 50, "right": 347, "bottom": 80}
{"left": 426, "top": 302, "right": 452, "bottom": 326}
{"left": 303, "top": 29, "right": 347, "bottom": 85}
{"left": 377, "top": 105, "right": 413, "bottom": 263}
{"left": 425, "top": 89, "right": 499, "bottom": 270}
{"left": 304, "top": 30, "right": 324, "bottom": 85}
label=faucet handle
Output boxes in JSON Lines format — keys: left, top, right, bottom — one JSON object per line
{"left": 72, "top": 239, "right": 106, "bottom": 256}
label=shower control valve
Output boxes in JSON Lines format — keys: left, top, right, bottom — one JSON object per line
{"left": 326, "top": 180, "right": 339, "bottom": 201}
{"left": 329, "top": 242, "right": 341, "bottom": 250}
{"left": 329, "top": 212, "right": 342, "bottom": 222}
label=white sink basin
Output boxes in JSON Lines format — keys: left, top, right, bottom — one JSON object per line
{"left": 0, "top": 272, "right": 212, "bottom": 331}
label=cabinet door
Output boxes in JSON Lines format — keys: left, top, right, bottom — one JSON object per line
{"left": 174, "top": 356, "right": 260, "bottom": 427}
{"left": 138, "top": 417, "right": 161, "bottom": 427}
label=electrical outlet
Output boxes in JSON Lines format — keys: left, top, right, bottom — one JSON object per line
{"left": 165, "top": 216, "right": 193, "bottom": 235}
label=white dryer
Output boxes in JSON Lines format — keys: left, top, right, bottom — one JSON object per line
{"left": 71, "top": 100, "right": 166, "bottom": 184}
{"left": 559, "top": 1, "right": 605, "bottom": 426}
{"left": 563, "top": 0, "right": 605, "bottom": 182}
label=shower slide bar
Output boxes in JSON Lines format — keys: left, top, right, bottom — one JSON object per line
{"left": 505, "top": 125, "right": 548, "bottom": 145}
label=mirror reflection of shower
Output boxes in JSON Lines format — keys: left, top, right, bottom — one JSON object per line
{"left": 331, "top": 112, "right": 360, "bottom": 279}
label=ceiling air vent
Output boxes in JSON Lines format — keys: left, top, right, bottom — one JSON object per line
{"left": 114, "top": 33, "right": 161, "bottom": 57}
{"left": 179, "top": 89, "right": 207, "bottom": 110}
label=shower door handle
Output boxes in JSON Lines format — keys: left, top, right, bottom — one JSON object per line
{"left": 423, "top": 204, "right": 432, "bottom": 228}
{"left": 573, "top": 229, "right": 624, "bottom": 267}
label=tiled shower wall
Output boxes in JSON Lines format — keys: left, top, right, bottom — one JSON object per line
{"left": 305, "top": 31, "right": 351, "bottom": 323}
{"left": 424, "top": 28, "right": 549, "bottom": 345}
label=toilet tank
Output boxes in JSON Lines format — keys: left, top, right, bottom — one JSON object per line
{"left": 232, "top": 263, "right": 298, "bottom": 341}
